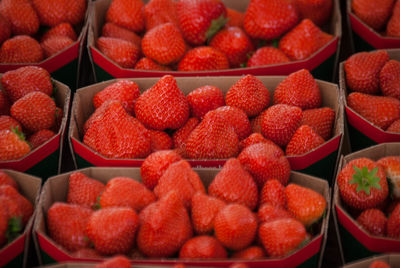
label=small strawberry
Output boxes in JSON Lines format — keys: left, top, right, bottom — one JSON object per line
{"left": 379, "top": 59, "right": 400, "bottom": 100}
{"left": 369, "top": 260, "right": 392, "bottom": 268}
{"left": 41, "top": 36, "right": 74, "bottom": 58}
{"left": 187, "top": 85, "right": 225, "bottom": 120}
{"left": 134, "top": 57, "right": 171, "bottom": 71}
{"left": 377, "top": 156, "right": 400, "bottom": 199}
{"left": 67, "top": 172, "right": 105, "bottom": 209}
{"left": 177, "top": 46, "right": 229, "bottom": 71}
{"left": 32, "top": 0, "right": 87, "bottom": 26}
{"left": 247, "top": 47, "right": 291, "bottom": 67}
{"left": 143, "top": 0, "right": 178, "bottom": 31}
{"left": 97, "top": 37, "right": 140, "bottom": 69}
{"left": 351, "top": 0, "right": 394, "bottom": 31}
{"left": 226, "top": 8, "right": 244, "bottom": 28}
{"left": 387, "top": 119, "right": 400, "bottom": 133}
{"left": 94, "top": 255, "right": 131, "bottom": 268}
{"left": 191, "top": 192, "right": 226, "bottom": 234}
{"left": 0, "top": 0, "right": 39, "bottom": 36}
{"left": 239, "top": 133, "right": 276, "bottom": 151}
{"left": 387, "top": 203, "right": 400, "bottom": 239}
{"left": 0, "top": 90, "right": 10, "bottom": 115}
{"left": 0, "top": 35, "right": 43, "bottom": 63}
{"left": 105, "top": 0, "right": 144, "bottom": 33}
{"left": 231, "top": 246, "right": 266, "bottom": 260}
{"left": 172, "top": 117, "right": 200, "bottom": 155}
{"left": 0, "top": 115, "right": 22, "bottom": 132}
{"left": 285, "top": 125, "right": 325, "bottom": 156}
{"left": 28, "top": 129, "right": 55, "bottom": 150}
{"left": 149, "top": 130, "right": 173, "bottom": 152}
{"left": 257, "top": 203, "right": 292, "bottom": 223}
{"left": 386, "top": 0, "right": 400, "bottom": 37}
{"left": 293, "top": 0, "right": 332, "bottom": 26}
{"left": 0, "top": 170, "right": 18, "bottom": 190}
{"left": 301, "top": 107, "right": 335, "bottom": 140}
{"left": 179, "top": 235, "right": 228, "bottom": 259}
{"left": 356, "top": 208, "right": 387, "bottom": 236}
{"left": 101, "top": 22, "right": 141, "bottom": 48}
{"left": 260, "top": 179, "right": 286, "bottom": 208}
{"left": 0, "top": 14, "right": 11, "bottom": 45}
{"left": 0, "top": 129, "right": 30, "bottom": 161}
{"left": 41, "top": 23, "right": 77, "bottom": 42}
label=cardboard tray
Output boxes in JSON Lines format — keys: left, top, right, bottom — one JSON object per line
{"left": 33, "top": 167, "right": 330, "bottom": 268}
{"left": 87, "top": 0, "right": 341, "bottom": 82}
{"left": 69, "top": 75, "right": 343, "bottom": 183}
{"left": 342, "top": 254, "right": 400, "bottom": 268}
{"left": 0, "top": 169, "right": 42, "bottom": 268}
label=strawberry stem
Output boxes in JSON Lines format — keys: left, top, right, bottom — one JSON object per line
{"left": 206, "top": 15, "right": 228, "bottom": 42}
{"left": 349, "top": 166, "right": 381, "bottom": 195}
{"left": 11, "top": 127, "right": 26, "bottom": 142}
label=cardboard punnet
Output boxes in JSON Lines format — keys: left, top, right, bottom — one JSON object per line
{"left": 342, "top": 254, "right": 400, "bottom": 268}
{"left": 69, "top": 76, "right": 343, "bottom": 184}
{"left": 346, "top": 0, "right": 400, "bottom": 52}
{"left": 33, "top": 167, "right": 330, "bottom": 268}
{"left": 0, "top": 78, "right": 71, "bottom": 179}
{"left": 0, "top": 169, "right": 41, "bottom": 268}
{"left": 333, "top": 143, "right": 400, "bottom": 264}
{"left": 87, "top": 0, "right": 341, "bottom": 82}
{"left": 340, "top": 49, "right": 400, "bottom": 153}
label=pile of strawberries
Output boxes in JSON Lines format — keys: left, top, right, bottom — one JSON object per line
{"left": 0, "top": 0, "right": 87, "bottom": 63}
{"left": 46, "top": 152, "right": 327, "bottom": 260}
{"left": 0, "top": 66, "right": 63, "bottom": 161}
{"left": 344, "top": 50, "right": 400, "bottom": 132}
{"left": 96, "top": 0, "right": 334, "bottom": 71}
{"left": 351, "top": 0, "right": 400, "bottom": 38}
{"left": 337, "top": 156, "right": 400, "bottom": 240}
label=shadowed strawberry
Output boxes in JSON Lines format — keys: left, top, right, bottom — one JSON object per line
{"left": 257, "top": 203, "right": 292, "bottom": 223}
{"left": 377, "top": 156, "right": 400, "bottom": 199}
{"left": 285, "top": 125, "right": 325, "bottom": 156}
{"left": 0, "top": 35, "right": 43, "bottom": 63}
{"left": 357, "top": 208, "right": 387, "bottom": 236}
{"left": 41, "top": 36, "right": 74, "bottom": 58}
{"left": 67, "top": 172, "right": 105, "bottom": 209}
{"left": 144, "top": 0, "right": 178, "bottom": 31}
{"left": 231, "top": 246, "right": 266, "bottom": 260}
{"left": 351, "top": 0, "right": 394, "bottom": 31}
{"left": 105, "top": 0, "right": 144, "bottom": 33}
{"left": 179, "top": 235, "right": 228, "bottom": 259}
{"left": 0, "top": 15, "right": 11, "bottom": 45}
{"left": 387, "top": 203, "right": 400, "bottom": 239}
{"left": 178, "top": 46, "right": 229, "bottom": 71}
{"left": 247, "top": 47, "right": 291, "bottom": 67}
{"left": 134, "top": 57, "right": 171, "bottom": 71}
{"left": 0, "top": 116, "right": 22, "bottom": 132}
{"left": 191, "top": 192, "right": 226, "bottom": 234}
{"left": 260, "top": 179, "right": 286, "bottom": 208}
{"left": 28, "top": 129, "right": 55, "bottom": 150}
{"left": 97, "top": 37, "right": 140, "bottom": 69}
{"left": 239, "top": 133, "right": 276, "bottom": 151}
{"left": 301, "top": 107, "right": 335, "bottom": 140}
{"left": 102, "top": 22, "right": 141, "bottom": 48}
{"left": 42, "top": 23, "right": 77, "bottom": 42}
{"left": 226, "top": 8, "right": 244, "bottom": 28}
{"left": 387, "top": 0, "right": 400, "bottom": 37}
{"left": 149, "top": 130, "right": 173, "bottom": 152}
{"left": 94, "top": 255, "right": 130, "bottom": 268}
{"left": 380, "top": 60, "right": 400, "bottom": 100}
{"left": 0, "top": 91, "right": 10, "bottom": 116}
{"left": 293, "top": 0, "right": 332, "bottom": 26}
{"left": 0, "top": 0, "right": 39, "bottom": 36}
{"left": 0, "top": 129, "right": 30, "bottom": 160}
{"left": 0, "top": 170, "right": 18, "bottom": 190}
{"left": 187, "top": 86, "right": 225, "bottom": 120}
{"left": 33, "top": 0, "right": 86, "bottom": 26}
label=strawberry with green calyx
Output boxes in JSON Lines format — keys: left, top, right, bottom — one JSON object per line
{"left": 179, "top": 235, "right": 228, "bottom": 259}
{"left": 0, "top": 129, "right": 31, "bottom": 161}
{"left": 0, "top": 195, "right": 23, "bottom": 244}
{"left": 0, "top": 185, "right": 32, "bottom": 226}
{"left": 356, "top": 208, "right": 387, "bottom": 236}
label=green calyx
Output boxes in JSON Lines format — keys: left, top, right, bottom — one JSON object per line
{"left": 6, "top": 217, "right": 23, "bottom": 243}
{"left": 92, "top": 196, "right": 101, "bottom": 210}
{"left": 349, "top": 166, "right": 381, "bottom": 195}
{"left": 206, "top": 15, "right": 228, "bottom": 42}
{"left": 11, "top": 127, "right": 26, "bottom": 141}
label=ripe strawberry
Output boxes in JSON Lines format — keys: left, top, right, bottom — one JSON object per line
{"left": 94, "top": 255, "right": 131, "bottom": 268}
{"left": 41, "top": 36, "right": 74, "bottom": 58}
{"left": 47, "top": 202, "right": 92, "bottom": 252}
{"left": 0, "top": 115, "right": 22, "bottom": 132}
{"left": 279, "top": 19, "right": 333, "bottom": 61}
{"left": 134, "top": 57, "right": 171, "bottom": 71}
{"left": 247, "top": 47, "right": 291, "bottom": 67}
{"left": 377, "top": 156, "right": 400, "bottom": 199}
{"left": 369, "top": 260, "right": 392, "bottom": 268}
{"left": 84, "top": 100, "right": 116, "bottom": 134}
{"left": 226, "top": 75, "right": 270, "bottom": 117}
{"left": 210, "top": 106, "right": 252, "bottom": 140}
{"left": 0, "top": 185, "right": 33, "bottom": 225}
{"left": 243, "top": 0, "right": 299, "bottom": 40}
{"left": 67, "top": 172, "right": 105, "bottom": 208}
{"left": 137, "top": 190, "right": 193, "bottom": 257}
{"left": 351, "top": 0, "right": 394, "bottom": 31}
{"left": 179, "top": 235, "right": 227, "bottom": 259}
{"left": 356, "top": 208, "right": 387, "bottom": 236}
{"left": 0, "top": 35, "right": 43, "bottom": 63}
{"left": 100, "top": 176, "right": 155, "bottom": 212}
{"left": 134, "top": 75, "right": 189, "bottom": 130}
{"left": 387, "top": 119, "right": 400, "bottom": 133}
{"left": 257, "top": 203, "right": 292, "bottom": 223}
{"left": 144, "top": 0, "right": 178, "bottom": 31}
{"left": 71, "top": 248, "right": 103, "bottom": 259}
{"left": 96, "top": 37, "right": 140, "bottom": 69}
{"left": 347, "top": 92, "right": 400, "bottom": 130}
{"left": 0, "top": 170, "right": 18, "bottom": 190}
{"left": 42, "top": 23, "right": 77, "bottom": 42}
{"left": 259, "top": 218, "right": 306, "bottom": 257}
{"left": 0, "top": 194, "right": 24, "bottom": 229}
{"left": 239, "top": 133, "right": 276, "bottom": 151}
{"left": 344, "top": 50, "right": 390, "bottom": 94}
{"left": 149, "top": 130, "right": 172, "bottom": 152}
{"left": 379, "top": 60, "right": 400, "bottom": 100}
{"left": 0, "top": 129, "right": 30, "bottom": 160}
{"left": 105, "top": 0, "right": 144, "bottom": 33}
{"left": 172, "top": 117, "right": 199, "bottom": 155}
{"left": 386, "top": 0, "right": 400, "bottom": 37}
{"left": 0, "top": 90, "right": 10, "bottom": 115}
{"left": 187, "top": 85, "right": 225, "bottom": 120}
{"left": 0, "top": 14, "right": 11, "bottom": 45}
{"left": 178, "top": 46, "right": 229, "bottom": 71}
{"left": 191, "top": 192, "right": 226, "bottom": 234}
{"left": 261, "top": 104, "right": 303, "bottom": 147}
{"left": 101, "top": 22, "right": 141, "bottom": 48}
{"left": 238, "top": 142, "right": 290, "bottom": 187}
{"left": 28, "top": 129, "right": 55, "bottom": 150}
{"left": 301, "top": 107, "right": 335, "bottom": 140}
{"left": 86, "top": 207, "right": 139, "bottom": 255}
{"left": 293, "top": 0, "right": 332, "bottom": 26}
{"left": 208, "top": 158, "right": 258, "bottom": 210}
{"left": 260, "top": 179, "right": 286, "bottom": 208}
{"left": 273, "top": 69, "right": 321, "bottom": 110}
{"left": 214, "top": 203, "right": 257, "bottom": 250}
{"left": 0, "top": 0, "right": 39, "bottom": 36}
{"left": 337, "top": 158, "right": 389, "bottom": 210}
{"left": 93, "top": 80, "right": 140, "bottom": 115}
{"left": 286, "top": 125, "right": 325, "bottom": 156}
{"left": 387, "top": 203, "right": 400, "bottom": 239}
{"left": 231, "top": 246, "right": 266, "bottom": 260}
{"left": 226, "top": 8, "right": 244, "bottom": 28}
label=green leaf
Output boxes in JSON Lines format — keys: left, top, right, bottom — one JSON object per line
{"left": 206, "top": 15, "right": 228, "bottom": 42}
{"left": 6, "top": 217, "right": 23, "bottom": 243}
{"left": 349, "top": 165, "right": 381, "bottom": 195}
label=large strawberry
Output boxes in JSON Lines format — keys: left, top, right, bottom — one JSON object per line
{"left": 105, "top": 0, "right": 144, "bottom": 33}
{"left": 42, "top": 23, "right": 77, "bottom": 42}
{"left": 301, "top": 107, "right": 335, "bottom": 140}
{"left": 285, "top": 125, "right": 325, "bottom": 156}
{"left": 97, "top": 37, "right": 140, "bottom": 69}
{"left": 379, "top": 59, "right": 400, "bottom": 100}
{"left": 0, "top": 116, "right": 22, "bottom": 132}
{"left": 191, "top": 192, "right": 226, "bottom": 234}
{"left": 67, "top": 172, "right": 105, "bottom": 209}
{"left": 260, "top": 179, "right": 286, "bottom": 208}
{"left": 144, "top": 0, "right": 178, "bottom": 31}
{"left": 28, "top": 129, "right": 55, "bottom": 149}
{"left": 386, "top": 0, "right": 400, "bottom": 37}
{"left": 351, "top": 0, "right": 394, "bottom": 31}
{"left": 387, "top": 203, "right": 400, "bottom": 239}
{"left": 231, "top": 246, "right": 266, "bottom": 260}
{"left": 0, "top": 35, "right": 43, "bottom": 63}
{"left": 0, "top": 0, "right": 39, "bottom": 36}
{"left": 377, "top": 156, "right": 400, "bottom": 199}
{"left": 101, "top": 22, "right": 141, "bottom": 48}
{"left": 179, "top": 235, "right": 228, "bottom": 259}
{"left": 0, "top": 170, "right": 18, "bottom": 190}
{"left": 293, "top": 0, "right": 332, "bottom": 26}
{"left": 356, "top": 208, "right": 387, "bottom": 236}
{"left": 0, "top": 129, "right": 30, "bottom": 160}
{"left": 178, "top": 46, "right": 229, "bottom": 71}
{"left": 247, "top": 47, "right": 291, "bottom": 67}
{"left": 41, "top": 36, "right": 74, "bottom": 58}
{"left": 257, "top": 203, "right": 292, "bottom": 223}
{"left": 32, "top": 0, "right": 87, "bottom": 26}
{"left": 187, "top": 86, "right": 225, "bottom": 120}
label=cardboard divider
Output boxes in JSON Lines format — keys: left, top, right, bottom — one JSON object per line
{"left": 342, "top": 254, "right": 400, "bottom": 268}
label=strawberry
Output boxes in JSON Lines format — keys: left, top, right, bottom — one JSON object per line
{"left": 46, "top": 202, "right": 92, "bottom": 252}
{"left": 208, "top": 158, "right": 258, "bottom": 210}
{"left": 186, "top": 85, "right": 225, "bottom": 120}
{"left": 105, "top": 0, "right": 144, "bottom": 33}
{"left": 0, "top": 170, "right": 18, "bottom": 190}
{"left": 238, "top": 142, "right": 290, "bottom": 187}
{"left": 86, "top": 207, "right": 139, "bottom": 255}
{"left": 191, "top": 192, "right": 226, "bottom": 234}
{"left": 179, "top": 235, "right": 228, "bottom": 259}
{"left": 0, "top": 129, "right": 30, "bottom": 160}
{"left": 28, "top": 129, "right": 55, "bottom": 150}
{"left": 243, "top": 0, "right": 299, "bottom": 40}
{"left": 301, "top": 107, "right": 335, "bottom": 140}
{"left": 176, "top": 0, "right": 227, "bottom": 45}
{"left": 293, "top": 0, "right": 332, "bottom": 26}
{"left": 379, "top": 60, "right": 400, "bottom": 100}
{"left": 100, "top": 176, "right": 155, "bottom": 212}
{"left": 0, "top": 115, "right": 22, "bottom": 132}
{"left": 257, "top": 203, "right": 292, "bottom": 223}
{"left": 178, "top": 46, "right": 229, "bottom": 71}
{"left": 247, "top": 47, "right": 291, "bottom": 67}
{"left": 137, "top": 190, "right": 193, "bottom": 257}
{"left": 386, "top": 0, "right": 400, "bottom": 37}
{"left": 337, "top": 158, "right": 389, "bottom": 210}
{"left": 143, "top": 0, "right": 178, "bottom": 31}
{"left": 93, "top": 80, "right": 140, "bottom": 115}
{"left": 0, "top": 90, "right": 10, "bottom": 115}
{"left": 369, "top": 261, "right": 392, "bottom": 268}
{"left": 32, "top": 0, "right": 87, "bottom": 27}
{"left": 226, "top": 8, "right": 244, "bottom": 28}
{"left": 214, "top": 203, "right": 257, "bottom": 250}
{"left": 149, "top": 130, "right": 173, "bottom": 152}
{"left": 239, "top": 133, "right": 276, "bottom": 151}
{"left": 0, "top": 15, "right": 11, "bottom": 45}
{"left": 0, "top": 35, "right": 43, "bottom": 63}
{"left": 134, "top": 57, "right": 171, "bottom": 71}
{"left": 94, "top": 256, "right": 131, "bottom": 268}
{"left": 387, "top": 119, "right": 400, "bottom": 133}
{"left": 273, "top": 69, "right": 321, "bottom": 110}
{"left": 154, "top": 160, "right": 206, "bottom": 209}
{"left": 134, "top": 75, "right": 189, "bottom": 130}
{"left": 84, "top": 100, "right": 116, "bottom": 134}
{"left": 71, "top": 248, "right": 103, "bottom": 259}
{"left": 140, "top": 150, "right": 182, "bottom": 190}
{"left": 260, "top": 179, "right": 286, "bottom": 208}
{"left": 278, "top": 19, "right": 333, "bottom": 61}
{"left": 172, "top": 117, "right": 200, "bottom": 155}
{"left": 344, "top": 50, "right": 390, "bottom": 94}
{"left": 0, "top": 185, "right": 33, "bottom": 225}
{"left": 377, "top": 156, "right": 400, "bottom": 199}
{"left": 0, "top": 0, "right": 39, "bottom": 36}
{"left": 387, "top": 203, "right": 400, "bottom": 239}
{"left": 347, "top": 92, "right": 400, "bottom": 130}
{"left": 96, "top": 37, "right": 140, "bottom": 69}
{"left": 210, "top": 106, "right": 252, "bottom": 140}
{"left": 0, "top": 195, "right": 25, "bottom": 245}
{"left": 101, "top": 22, "right": 141, "bottom": 48}
{"left": 225, "top": 75, "right": 270, "bottom": 117}
{"left": 259, "top": 218, "right": 307, "bottom": 257}
{"left": 10, "top": 91, "right": 55, "bottom": 132}
{"left": 41, "top": 23, "right": 77, "bottom": 42}
{"left": 67, "top": 172, "right": 105, "bottom": 209}
{"left": 351, "top": 0, "right": 394, "bottom": 31}
{"left": 41, "top": 36, "right": 74, "bottom": 58}
{"left": 1, "top": 66, "right": 53, "bottom": 103}
{"left": 231, "top": 246, "right": 266, "bottom": 260}
{"left": 261, "top": 104, "right": 303, "bottom": 147}
{"left": 285, "top": 125, "right": 325, "bottom": 156}
{"left": 356, "top": 208, "right": 387, "bottom": 236}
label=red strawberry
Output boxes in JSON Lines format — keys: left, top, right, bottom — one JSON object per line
{"left": 301, "top": 107, "right": 335, "bottom": 140}
{"left": 344, "top": 50, "right": 390, "bottom": 94}
{"left": 386, "top": 0, "right": 400, "bottom": 37}
{"left": 0, "top": 0, "right": 39, "bottom": 36}
{"left": 179, "top": 235, "right": 228, "bottom": 259}
{"left": 96, "top": 37, "right": 140, "bottom": 69}
{"left": 178, "top": 46, "right": 229, "bottom": 71}
{"left": 191, "top": 192, "right": 226, "bottom": 234}
{"left": 387, "top": 203, "right": 400, "bottom": 239}
{"left": 0, "top": 185, "right": 33, "bottom": 225}
{"left": 257, "top": 203, "right": 292, "bottom": 223}
{"left": 226, "top": 75, "right": 270, "bottom": 117}
{"left": 0, "top": 170, "right": 18, "bottom": 190}
{"left": 42, "top": 23, "right": 77, "bottom": 42}
{"left": 84, "top": 100, "right": 118, "bottom": 134}
{"left": 239, "top": 133, "right": 276, "bottom": 151}
{"left": 347, "top": 92, "right": 400, "bottom": 130}
{"left": 0, "top": 90, "right": 10, "bottom": 115}
{"left": 260, "top": 179, "right": 286, "bottom": 208}
{"left": 387, "top": 119, "right": 400, "bottom": 133}
{"left": 356, "top": 208, "right": 387, "bottom": 236}
{"left": 243, "top": 0, "right": 299, "bottom": 40}
{"left": 41, "top": 36, "right": 74, "bottom": 58}
{"left": 47, "top": 202, "right": 92, "bottom": 252}
{"left": 28, "top": 129, "right": 55, "bottom": 149}
{"left": 93, "top": 80, "right": 140, "bottom": 115}
{"left": 231, "top": 246, "right": 266, "bottom": 260}
{"left": 293, "top": 0, "right": 332, "bottom": 26}
{"left": 0, "top": 14, "right": 11, "bottom": 45}
{"left": 214, "top": 203, "right": 257, "bottom": 250}
{"left": 67, "top": 172, "right": 105, "bottom": 209}
{"left": 351, "top": 0, "right": 394, "bottom": 31}
{"left": 100, "top": 176, "right": 155, "bottom": 212}
{"left": 210, "top": 106, "right": 252, "bottom": 140}
{"left": 134, "top": 57, "right": 171, "bottom": 71}
{"left": 259, "top": 218, "right": 306, "bottom": 257}
{"left": 261, "top": 104, "right": 303, "bottom": 147}
{"left": 0, "top": 195, "right": 24, "bottom": 244}
{"left": 273, "top": 69, "right": 321, "bottom": 110}
{"left": 71, "top": 248, "right": 103, "bottom": 259}
{"left": 94, "top": 256, "right": 131, "bottom": 268}
{"left": 101, "top": 22, "right": 141, "bottom": 48}
{"left": 86, "top": 207, "right": 139, "bottom": 255}
{"left": 337, "top": 158, "right": 389, "bottom": 210}
{"left": 226, "top": 8, "right": 244, "bottom": 28}
{"left": 0, "top": 35, "right": 43, "bottom": 63}
{"left": 0, "top": 115, "right": 22, "bottom": 132}
{"left": 379, "top": 60, "right": 400, "bottom": 100}
{"left": 105, "top": 0, "right": 144, "bottom": 33}
{"left": 285, "top": 125, "right": 325, "bottom": 156}
{"left": 369, "top": 260, "right": 392, "bottom": 268}
{"left": 149, "top": 130, "right": 173, "bottom": 152}
{"left": 0, "top": 129, "right": 30, "bottom": 160}
{"left": 134, "top": 75, "right": 190, "bottom": 130}
{"left": 144, "top": 0, "right": 178, "bottom": 31}
{"left": 137, "top": 190, "right": 193, "bottom": 257}
{"left": 247, "top": 47, "right": 291, "bottom": 67}
{"left": 172, "top": 117, "right": 200, "bottom": 155}
{"left": 187, "top": 85, "right": 225, "bottom": 120}
{"left": 377, "top": 156, "right": 400, "bottom": 199}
